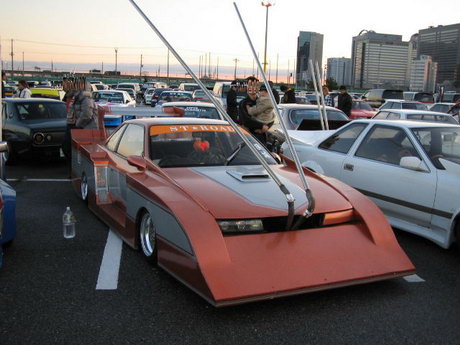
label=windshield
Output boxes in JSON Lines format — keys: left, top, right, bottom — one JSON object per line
{"left": 14, "top": 102, "right": 66, "bottom": 120}
{"left": 289, "top": 109, "right": 348, "bottom": 126}
{"left": 353, "top": 102, "right": 373, "bottom": 110}
{"left": 414, "top": 93, "right": 434, "bottom": 103}
{"left": 402, "top": 103, "right": 427, "bottom": 110}
{"left": 183, "top": 85, "right": 200, "bottom": 91}
{"left": 159, "top": 92, "right": 192, "bottom": 101}
{"left": 412, "top": 127, "right": 460, "bottom": 168}
{"left": 117, "top": 84, "right": 134, "bottom": 89}
{"left": 383, "top": 90, "right": 403, "bottom": 99}
{"left": 162, "top": 106, "right": 220, "bottom": 119}
{"left": 94, "top": 92, "right": 124, "bottom": 103}
{"left": 149, "top": 124, "right": 275, "bottom": 168}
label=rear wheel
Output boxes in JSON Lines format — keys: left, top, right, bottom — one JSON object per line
{"left": 139, "top": 211, "right": 157, "bottom": 264}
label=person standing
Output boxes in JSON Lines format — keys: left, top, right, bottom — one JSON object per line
{"left": 226, "top": 80, "right": 239, "bottom": 123}
{"left": 337, "top": 85, "right": 352, "bottom": 117}
{"left": 15, "top": 80, "right": 32, "bottom": 98}
{"left": 280, "top": 84, "right": 296, "bottom": 103}
{"left": 1, "top": 71, "right": 6, "bottom": 98}
{"left": 268, "top": 81, "right": 280, "bottom": 104}
{"left": 322, "top": 86, "right": 333, "bottom": 107}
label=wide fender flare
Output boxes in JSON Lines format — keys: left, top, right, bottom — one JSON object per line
{"left": 301, "top": 161, "right": 325, "bottom": 175}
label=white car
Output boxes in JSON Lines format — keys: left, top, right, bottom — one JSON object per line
{"left": 143, "top": 87, "right": 155, "bottom": 105}
{"left": 92, "top": 90, "right": 136, "bottom": 107}
{"left": 160, "top": 101, "right": 224, "bottom": 120}
{"left": 372, "top": 109, "right": 458, "bottom": 124}
{"left": 378, "top": 99, "right": 428, "bottom": 111}
{"left": 282, "top": 119, "right": 460, "bottom": 248}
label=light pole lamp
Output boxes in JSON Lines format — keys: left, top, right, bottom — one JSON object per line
{"left": 261, "top": 0, "right": 275, "bottom": 73}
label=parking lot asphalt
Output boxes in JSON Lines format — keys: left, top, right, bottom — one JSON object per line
{"left": 1, "top": 157, "right": 459, "bottom": 345}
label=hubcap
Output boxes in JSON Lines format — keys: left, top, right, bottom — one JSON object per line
{"left": 81, "top": 174, "right": 88, "bottom": 201}
{"left": 140, "top": 213, "right": 156, "bottom": 257}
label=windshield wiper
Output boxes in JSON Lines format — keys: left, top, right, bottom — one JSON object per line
{"left": 225, "top": 141, "right": 246, "bottom": 166}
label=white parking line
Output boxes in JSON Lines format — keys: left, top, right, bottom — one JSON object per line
{"left": 96, "top": 230, "right": 123, "bottom": 290}
{"left": 7, "top": 178, "right": 71, "bottom": 182}
{"left": 403, "top": 274, "right": 425, "bottom": 283}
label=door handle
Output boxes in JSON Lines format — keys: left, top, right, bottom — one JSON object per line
{"left": 344, "top": 163, "right": 354, "bottom": 171}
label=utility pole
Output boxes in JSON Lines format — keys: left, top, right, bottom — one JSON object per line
{"left": 51, "top": 60, "right": 54, "bottom": 72}
{"left": 233, "top": 58, "right": 239, "bottom": 80}
{"left": 114, "top": 48, "right": 118, "bottom": 73}
{"left": 216, "top": 56, "right": 219, "bottom": 81}
{"left": 139, "top": 54, "right": 143, "bottom": 78}
{"left": 10, "top": 39, "right": 14, "bottom": 76}
{"left": 275, "top": 53, "right": 279, "bottom": 84}
{"left": 198, "top": 55, "right": 201, "bottom": 78}
{"left": 287, "top": 60, "right": 290, "bottom": 85}
{"left": 166, "top": 49, "right": 170, "bottom": 84}
{"left": 22, "top": 52, "right": 24, "bottom": 76}
{"left": 208, "top": 52, "right": 211, "bottom": 78}
{"left": 102, "top": 61, "right": 104, "bottom": 74}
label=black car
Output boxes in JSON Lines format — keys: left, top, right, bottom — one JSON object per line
{"left": 150, "top": 88, "right": 172, "bottom": 107}
{"left": 1, "top": 98, "right": 67, "bottom": 162}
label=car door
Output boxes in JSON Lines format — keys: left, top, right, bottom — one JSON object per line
{"left": 341, "top": 124, "right": 436, "bottom": 227}
{"left": 307, "top": 123, "right": 369, "bottom": 176}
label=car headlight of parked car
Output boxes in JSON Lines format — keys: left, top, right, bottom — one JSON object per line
{"left": 218, "top": 219, "right": 264, "bottom": 233}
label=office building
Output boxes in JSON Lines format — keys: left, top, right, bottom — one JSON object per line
{"left": 417, "top": 23, "right": 460, "bottom": 87}
{"left": 296, "top": 31, "right": 323, "bottom": 87}
{"left": 409, "top": 55, "right": 438, "bottom": 92}
{"left": 351, "top": 30, "right": 414, "bottom": 89}
{"left": 327, "top": 58, "right": 352, "bottom": 86}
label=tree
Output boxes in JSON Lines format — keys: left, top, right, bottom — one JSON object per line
{"left": 325, "top": 78, "right": 338, "bottom": 91}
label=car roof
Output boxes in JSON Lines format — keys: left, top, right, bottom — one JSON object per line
{"left": 125, "top": 117, "right": 228, "bottom": 126}
{"left": 95, "top": 90, "right": 125, "bottom": 93}
{"left": 383, "top": 99, "right": 421, "bottom": 103}
{"left": 379, "top": 109, "right": 451, "bottom": 116}
{"left": 2, "top": 97, "right": 64, "bottom": 103}
{"left": 162, "top": 101, "right": 215, "bottom": 107}
{"left": 352, "top": 119, "right": 459, "bottom": 128}
{"left": 278, "top": 104, "right": 339, "bottom": 110}
{"left": 432, "top": 102, "right": 455, "bottom": 106}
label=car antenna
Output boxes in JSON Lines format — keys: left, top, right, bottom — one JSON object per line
{"left": 128, "top": 0, "right": 296, "bottom": 230}
{"left": 233, "top": 2, "right": 315, "bottom": 225}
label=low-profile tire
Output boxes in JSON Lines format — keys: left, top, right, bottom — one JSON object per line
{"left": 138, "top": 211, "right": 157, "bottom": 264}
{"left": 80, "top": 173, "right": 88, "bottom": 204}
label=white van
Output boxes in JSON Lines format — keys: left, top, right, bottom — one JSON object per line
{"left": 178, "top": 83, "right": 200, "bottom": 92}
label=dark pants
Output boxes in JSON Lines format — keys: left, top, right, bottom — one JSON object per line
{"left": 62, "top": 123, "right": 77, "bottom": 161}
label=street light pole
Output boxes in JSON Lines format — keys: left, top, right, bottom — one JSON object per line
{"left": 114, "top": 48, "right": 118, "bottom": 73}
{"left": 261, "top": 1, "right": 275, "bottom": 73}
{"left": 233, "top": 58, "right": 239, "bottom": 79}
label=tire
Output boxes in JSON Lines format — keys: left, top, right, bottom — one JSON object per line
{"left": 80, "top": 173, "right": 88, "bottom": 203}
{"left": 4, "top": 143, "right": 17, "bottom": 165}
{"left": 138, "top": 211, "right": 157, "bottom": 264}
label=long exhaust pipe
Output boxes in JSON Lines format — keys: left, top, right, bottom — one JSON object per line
{"left": 128, "top": 0, "right": 297, "bottom": 229}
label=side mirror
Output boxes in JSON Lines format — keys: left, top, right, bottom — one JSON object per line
{"left": 400, "top": 156, "right": 427, "bottom": 172}
{"left": 0, "top": 141, "right": 8, "bottom": 153}
{"left": 127, "top": 155, "right": 146, "bottom": 171}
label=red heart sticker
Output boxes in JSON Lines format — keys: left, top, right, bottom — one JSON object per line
{"left": 194, "top": 140, "right": 210, "bottom": 152}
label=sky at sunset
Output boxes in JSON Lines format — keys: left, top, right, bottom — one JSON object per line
{"left": 1, "top": 0, "right": 459, "bottom": 79}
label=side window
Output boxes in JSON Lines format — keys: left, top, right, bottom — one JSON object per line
{"left": 117, "top": 124, "right": 145, "bottom": 157}
{"left": 387, "top": 112, "right": 401, "bottom": 120}
{"left": 106, "top": 125, "right": 127, "bottom": 152}
{"left": 380, "top": 103, "right": 390, "bottom": 110}
{"left": 318, "top": 123, "right": 368, "bottom": 154}
{"left": 373, "top": 111, "right": 388, "bottom": 119}
{"left": 390, "top": 102, "right": 400, "bottom": 109}
{"left": 355, "top": 126, "right": 419, "bottom": 165}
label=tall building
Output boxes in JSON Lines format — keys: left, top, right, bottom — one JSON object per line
{"left": 410, "top": 55, "right": 438, "bottom": 92}
{"left": 351, "top": 30, "right": 414, "bottom": 89}
{"left": 327, "top": 58, "right": 352, "bottom": 86}
{"left": 296, "top": 31, "right": 323, "bottom": 87}
{"left": 417, "top": 23, "right": 460, "bottom": 87}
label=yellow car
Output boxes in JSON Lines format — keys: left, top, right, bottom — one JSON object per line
{"left": 30, "top": 88, "right": 66, "bottom": 101}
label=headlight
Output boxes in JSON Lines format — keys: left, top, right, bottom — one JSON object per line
{"left": 218, "top": 219, "right": 264, "bottom": 233}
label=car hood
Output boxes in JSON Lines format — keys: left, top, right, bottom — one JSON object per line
{"left": 19, "top": 119, "right": 67, "bottom": 130}
{"left": 165, "top": 165, "right": 352, "bottom": 218}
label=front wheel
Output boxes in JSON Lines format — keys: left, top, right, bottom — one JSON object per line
{"left": 139, "top": 211, "right": 157, "bottom": 264}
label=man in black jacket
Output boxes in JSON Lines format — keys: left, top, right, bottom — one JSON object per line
{"left": 338, "top": 85, "right": 352, "bottom": 116}
{"left": 280, "top": 84, "right": 296, "bottom": 103}
{"left": 226, "top": 80, "right": 239, "bottom": 123}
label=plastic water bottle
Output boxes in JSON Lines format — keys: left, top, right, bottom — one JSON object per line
{"left": 63, "top": 207, "right": 76, "bottom": 239}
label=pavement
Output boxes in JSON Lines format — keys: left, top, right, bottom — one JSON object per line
{"left": 1, "top": 155, "right": 460, "bottom": 345}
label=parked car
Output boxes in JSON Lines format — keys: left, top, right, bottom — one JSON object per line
{"left": 116, "top": 83, "right": 140, "bottom": 93}
{"left": 403, "top": 92, "right": 434, "bottom": 103}
{"left": 1, "top": 98, "right": 67, "bottom": 162}
{"left": 378, "top": 100, "right": 428, "bottom": 111}
{"left": 156, "top": 91, "right": 193, "bottom": 106}
{"left": 372, "top": 109, "right": 458, "bottom": 124}
{"left": 31, "top": 88, "right": 66, "bottom": 101}
{"left": 116, "top": 88, "right": 137, "bottom": 102}
{"left": 212, "top": 81, "right": 246, "bottom": 107}
{"left": 429, "top": 102, "right": 459, "bottom": 120}
{"left": 178, "top": 83, "right": 200, "bottom": 92}
{"left": 143, "top": 88, "right": 155, "bottom": 105}
{"left": 0, "top": 142, "right": 16, "bottom": 267}
{"left": 350, "top": 100, "right": 376, "bottom": 120}
{"left": 442, "top": 93, "right": 460, "bottom": 103}
{"left": 93, "top": 90, "right": 136, "bottom": 107}
{"left": 93, "top": 84, "right": 109, "bottom": 91}
{"left": 71, "top": 117, "right": 414, "bottom": 306}
{"left": 161, "top": 102, "right": 223, "bottom": 120}
{"left": 361, "top": 89, "right": 404, "bottom": 108}
{"left": 2, "top": 86, "right": 17, "bottom": 98}
{"left": 192, "top": 89, "right": 212, "bottom": 102}
{"left": 283, "top": 119, "right": 460, "bottom": 248}
{"left": 150, "top": 88, "right": 172, "bottom": 107}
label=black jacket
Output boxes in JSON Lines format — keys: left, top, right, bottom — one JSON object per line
{"left": 272, "top": 88, "right": 280, "bottom": 104}
{"left": 338, "top": 92, "right": 353, "bottom": 116}
{"left": 226, "top": 88, "right": 239, "bottom": 122}
{"left": 282, "top": 88, "right": 296, "bottom": 103}
{"left": 239, "top": 96, "right": 263, "bottom": 131}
